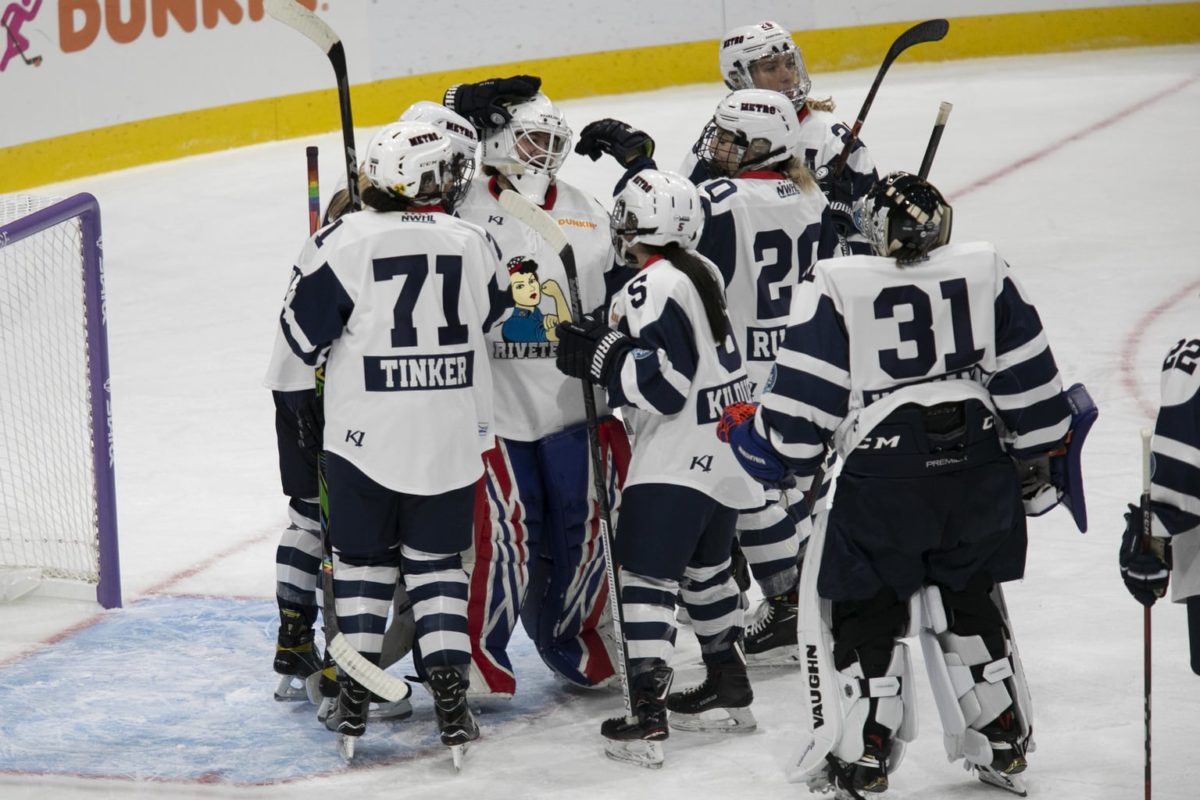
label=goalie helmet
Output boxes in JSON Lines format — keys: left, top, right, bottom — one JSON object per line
{"left": 364, "top": 121, "right": 471, "bottom": 211}
{"left": 610, "top": 170, "right": 703, "bottom": 265}
{"left": 695, "top": 89, "right": 801, "bottom": 177}
{"left": 719, "top": 21, "right": 812, "bottom": 109}
{"left": 481, "top": 92, "right": 572, "bottom": 204}
{"left": 857, "top": 171, "right": 954, "bottom": 263}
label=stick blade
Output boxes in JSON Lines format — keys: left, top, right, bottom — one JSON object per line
{"left": 894, "top": 18, "right": 949, "bottom": 52}
{"left": 265, "top": 0, "right": 340, "bottom": 53}
{"left": 327, "top": 633, "right": 412, "bottom": 703}
{"left": 497, "top": 189, "right": 570, "bottom": 252}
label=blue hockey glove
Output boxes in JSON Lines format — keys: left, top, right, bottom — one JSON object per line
{"left": 1119, "top": 503, "right": 1172, "bottom": 607}
{"left": 717, "top": 403, "right": 789, "bottom": 486}
{"left": 281, "top": 388, "right": 323, "bottom": 452}
{"left": 555, "top": 314, "right": 632, "bottom": 385}
{"left": 815, "top": 164, "right": 857, "bottom": 237}
{"left": 575, "top": 118, "right": 656, "bottom": 168}
{"left": 442, "top": 75, "right": 542, "bottom": 128}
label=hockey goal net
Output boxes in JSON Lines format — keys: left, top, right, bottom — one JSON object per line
{"left": 0, "top": 193, "right": 121, "bottom": 608}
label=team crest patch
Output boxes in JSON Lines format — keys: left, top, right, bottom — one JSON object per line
{"left": 632, "top": 348, "right": 654, "bottom": 360}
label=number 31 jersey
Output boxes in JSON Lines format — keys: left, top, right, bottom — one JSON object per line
{"left": 280, "top": 208, "right": 507, "bottom": 494}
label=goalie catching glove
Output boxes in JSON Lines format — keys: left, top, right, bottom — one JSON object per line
{"left": 442, "top": 74, "right": 542, "bottom": 128}
{"left": 1015, "top": 382, "right": 1097, "bottom": 532}
{"left": 554, "top": 315, "right": 632, "bottom": 385}
{"left": 717, "top": 402, "right": 790, "bottom": 487}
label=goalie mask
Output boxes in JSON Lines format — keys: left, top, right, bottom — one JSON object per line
{"left": 719, "top": 21, "right": 812, "bottom": 109}
{"left": 481, "top": 92, "right": 573, "bottom": 205}
{"left": 397, "top": 103, "right": 479, "bottom": 209}
{"left": 857, "top": 171, "right": 954, "bottom": 263}
{"left": 610, "top": 170, "right": 703, "bottom": 265}
{"left": 695, "top": 89, "right": 801, "bottom": 178}
{"left": 365, "top": 121, "right": 472, "bottom": 211}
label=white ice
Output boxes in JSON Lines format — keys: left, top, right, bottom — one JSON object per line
{"left": 1, "top": 44, "right": 1198, "bottom": 800}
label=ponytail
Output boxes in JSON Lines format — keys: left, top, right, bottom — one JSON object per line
{"left": 658, "top": 243, "right": 728, "bottom": 343}
{"left": 782, "top": 156, "right": 819, "bottom": 194}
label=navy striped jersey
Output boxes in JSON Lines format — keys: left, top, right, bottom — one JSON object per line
{"left": 280, "top": 207, "right": 506, "bottom": 494}
{"left": 755, "top": 241, "right": 1071, "bottom": 490}
{"left": 605, "top": 254, "right": 764, "bottom": 510}
{"left": 1152, "top": 336, "right": 1200, "bottom": 538}
{"left": 693, "top": 172, "right": 837, "bottom": 397}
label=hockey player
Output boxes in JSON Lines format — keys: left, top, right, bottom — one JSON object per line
{"left": 262, "top": 102, "right": 482, "bottom": 705}
{"left": 438, "top": 81, "right": 633, "bottom": 699}
{"left": 684, "top": 20, "right": 878, "bottom": 256}
{"left": 574, "top": 89, "right": 838, "bottom": 665}
{"left": 1119, "top": 334, "right": 1200, "bottom": 675}
{"left": 279, "top": 120, "right": 505, "bottom": 759}
{"left": 553, "top": 170, "right": 765, "bottom": 767}
{"left": 719, "top": 171, "right": 1092, "bottom": 795}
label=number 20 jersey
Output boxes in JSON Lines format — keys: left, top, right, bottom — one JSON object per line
{"left": 280, "top": 209, "right": 507, "bottom": 494}
{"left": 757, "top": 241, "right": 1072, "bottom": 479}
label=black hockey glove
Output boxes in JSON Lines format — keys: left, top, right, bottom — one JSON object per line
{"left": 554, "top": 314, "right": 632, "bottom": 385}
{"left": 442, "top": 75, "right": 542, "bottom": 129}
{"left": 815, "top": 164, "right": 857, "bottom": 237}
{"left": 1119, "top": 503, "right": 1172, "bottom": 607}
{"left": 282, "top": 388, "right": 323, "bottom": 452}
{"left": 575, "top": 119, "right": 656, "bottom": 168}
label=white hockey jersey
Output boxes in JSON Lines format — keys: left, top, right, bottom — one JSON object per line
{"left": 693, "top": 171, "right": 837, "bottom": 398}
{"left": 756, "top": 241, "right": 1072, "bottom": 488}
{"left": 455, "top": 176, "right": 617, "bottom": 442}
{"left": 605, "top": 254, "right": 764, "bottom": 511}
{"left": 279, "top": 207, "right": 506, "bottom": 494}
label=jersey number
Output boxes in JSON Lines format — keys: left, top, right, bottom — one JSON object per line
{"left": 874, "top": 278, "right": 984, "bottom": 379}
{"left": 754, "top": 224, "right": 823, "bottom": 318}
{"left": 1164, "top": 338, "right": 1200, "bottom": 375}
{"left": 372, "top": 255, "right": 468, "bottom": 348}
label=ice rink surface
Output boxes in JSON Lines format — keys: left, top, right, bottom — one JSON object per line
{"left": 1, "top": 43, "right": 1198, "bottom": 799}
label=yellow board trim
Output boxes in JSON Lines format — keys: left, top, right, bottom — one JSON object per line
{"left": 2, "top": 4, "right": 1198, "bottom": 192}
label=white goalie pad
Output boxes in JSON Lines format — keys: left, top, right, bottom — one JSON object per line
{"left": 786, "top": 510, "right": 916, "bottom": 786}
{"left": 919, "top": 584, "right": 1034, "bottom": 768}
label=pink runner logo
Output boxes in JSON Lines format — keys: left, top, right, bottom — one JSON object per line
{"left": 1, "top": 0, "right": 43, "bottom": 71}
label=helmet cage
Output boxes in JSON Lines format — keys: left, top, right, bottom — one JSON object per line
{"left": 609, "top": 170, "right": 703, "bottom": 265}
{"left": 481, "top": 93, "right": 573, "bottom": 204}
{"left": 858, "top": 172, "right": 954, "bottom": 263}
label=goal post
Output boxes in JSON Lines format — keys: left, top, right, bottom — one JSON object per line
{"left": 0, "top": 193, "right": 121, "bottom": 609}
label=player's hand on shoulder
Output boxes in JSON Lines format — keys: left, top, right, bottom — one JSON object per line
{"left": 443, "top": 74, "right": 542, "bottom": 128}
{"left": 554, "top": 313, "right": 632, "bottom": 384}
{"left": 575, "top": 119, "right": 656, "bottom": 167}
{"left": 1118, "top": 503, "right": 1172, "bottom": 607}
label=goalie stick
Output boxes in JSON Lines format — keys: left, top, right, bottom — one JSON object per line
{"left": 831, "top": 19, "right": 949, "bottom": 179}
{"left": 266, "top": 0, "right": 361, "bottom": 213}
{"left": 918, "top": 101, "right": 952, "bottom": 180}
{"left": 496, "top": 189, "right": 637, "bottom": 731}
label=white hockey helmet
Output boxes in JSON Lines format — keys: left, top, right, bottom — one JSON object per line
{"left": 481, "top": 92, "right": 572, "bottom": 204}
{"left": 856, "top": 171, "right": 953, "bottom": 263}
{"left": 696, "top": 89, "right": 802, "bottom": 177}
{"left": 610, "top": 170, "right": 703, "bottom": 265}
{"left": 364, "top": 121, "right": 470, "bottom": 210}
{"left": 719, "top": 21, "right": 812, "bottom": 109}
{"left": 399, "top": 101, "right": 479, "bottom": 163}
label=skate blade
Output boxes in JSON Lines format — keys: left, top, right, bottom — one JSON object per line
{"left": 450, "top": 741, "right": 469, "bottom": 771}
{"left": 745, "top": 646, "right": 801, "bottom": 667}
{"left": 371, "top": 698, "right": 413, "bottom": 721}
{"left": 603, "top": 738, "right": 664, "bottom": 769}
{"left": 316, "top": 696, "right": 333, "bottom": 724}
{"left": 976, "top": 766, "right": 1028, "bottom": 796}
{"left": 336, "top": 734, "right": 356, "bottom": 763}
{"left": 274, "top": 675, "right": 310, "bottom": 702}
{"left": 669, "top": 706, "right": 757, "bottom": 734}
{"left": 305, "top": 670, "right": 325, "bottom": 704}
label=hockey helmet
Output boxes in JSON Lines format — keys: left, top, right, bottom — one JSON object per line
{"left": 481, "top": 92, "right": 573, "bottom": 204}
{"left": 696, "top": 89, "right": 802, "bottom": 177}
{"left": 364, "top": 121, "right": 471, "bottom": 211}
{"left": 719, "top": 21, "right": 811, "bottom": 109}
{"left": 857, "top": 171, "right": 953, "bottom": 263}
{"left": 610, "top": 170, "right": 703, "bottom": 265}
{"left": 398, "top": 102, "right": 479, "bottom": 209}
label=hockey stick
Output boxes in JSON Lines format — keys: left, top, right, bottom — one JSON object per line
{"left": 918, "top": 101, "right": 952, "bottom": 180}
{"left": 306, "top": 146, "right": 321, "bottom": 234}
{"left": 266, "top": 0, "right": 361, "bottom": 213}
{"left": 1140, "top": 428, "right": 1153, "bottom": 800}
{"left": 497, "top": 188, "right": 635, "bottom": 721}
{"left": 1, "top": 21, "right": 42, "bottom": 67}
{"left": 832, "top": 18, "right": 949, "bottom": 178}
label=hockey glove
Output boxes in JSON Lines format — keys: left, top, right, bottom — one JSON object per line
{"left": 554, "top": 314, "right": 632, "bottom": 385}
{"left": 281, "top": 388, "right": 323, "bottom": 452}
{"left": 717, "top": 402, "right": 790, "bottom": 487}
{"left": 575, "top": 119, "right": 656, "bottom": 168}
{"left": 1119, "top": 503, "right": 1172, "bottom": 607}
{"left": 442, "top": 75, "right": 542, "bottom": 129}
{"left": 815, "top": 164, "right": 857, "bottom": 237}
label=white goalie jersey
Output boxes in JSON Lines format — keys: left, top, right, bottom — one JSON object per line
{"left": 279, "top": 208, "right": 506, "bottom": 494}
{"left": 605, "top": 255, "right": 764, "bottom": 511}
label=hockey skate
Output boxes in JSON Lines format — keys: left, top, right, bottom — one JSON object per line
{"left": 273, "top": 610, "right": 323, "bottom": 701}
{"left": 667, "top": 660, "right": 756, "bottom": 733}
{"left": 973, "top": 710, "right": 1029, "bottom": 796}
{"left": 744, "top": 591, "right": 800, "bottom": 666}
{"left": 324, "top": 674, "right": 370, "bottom": 762}
{"left": 601, "top": 665, "right": 673, "bottom": 769}
{"left": 429, "top": 667, "right": 480, "bottom": 770}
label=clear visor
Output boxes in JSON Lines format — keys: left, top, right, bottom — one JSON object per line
{"left": 748, "top": 48, "right": 811, "bottom": 106}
